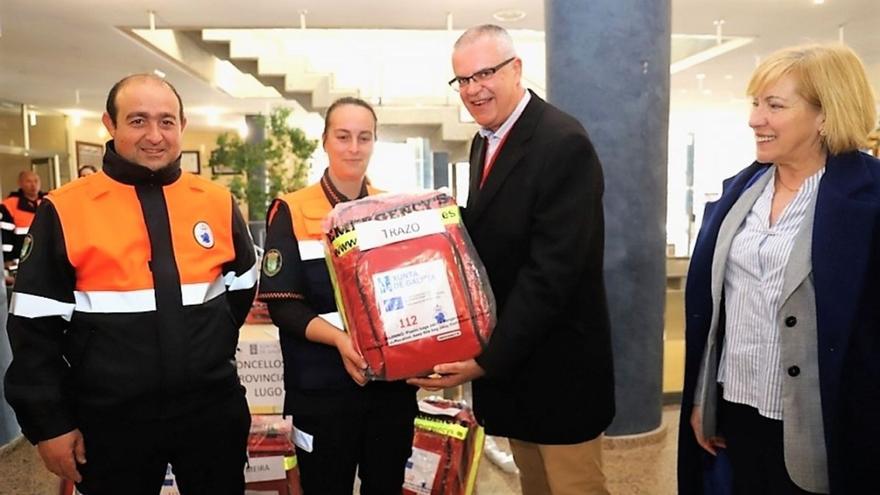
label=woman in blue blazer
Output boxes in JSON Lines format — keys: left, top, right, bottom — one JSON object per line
{"left": 678, "top": 44, "right": 879, "bottom": 494}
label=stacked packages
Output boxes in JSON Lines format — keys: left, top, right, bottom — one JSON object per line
{"left": 245, "top": 415, "right": 302, "bottom": 495}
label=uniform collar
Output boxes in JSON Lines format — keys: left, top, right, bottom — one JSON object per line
{"left": 102, "top": 140, "right": 182, "bottom": 186}
{"left": 319, "top": 169, "right": 368, "bottom": 207}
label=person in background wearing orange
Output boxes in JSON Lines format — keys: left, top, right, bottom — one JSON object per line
{"left": 77, "top": 165, "right": 98, "bottom": 178}
{"left": 0, "top": 170, "right": 46, "bottom": 267}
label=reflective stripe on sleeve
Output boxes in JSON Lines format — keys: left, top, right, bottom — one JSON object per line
{"left": 297, "top": 240, "right": 325, "bottom": 261}
{"left": 0, "top": 221, "right": 14, "bottom": 231}
{"left": 2, "top": 244, "right": 11, "bottom": 252}
{"left": 10, "top": 292, "right": 75, "bottom": 321}
{"left": 223, "top": 261, "right": 258, "bottom": 291}
{"left": 14, "top": 227, "right": 28, "bottom": 235}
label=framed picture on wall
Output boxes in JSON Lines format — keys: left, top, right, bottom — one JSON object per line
{"left": 76, "top": 141, "right": 104, "bottom": 170}
{"left": 181, "top": 150, "right": 200, "bottom": 174}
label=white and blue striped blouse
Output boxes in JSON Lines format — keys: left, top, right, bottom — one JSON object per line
{"left": 718, "top": 165, "right": 825, "bottom": 420}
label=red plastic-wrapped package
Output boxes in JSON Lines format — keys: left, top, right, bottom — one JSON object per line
{"left": 246, "top": 415, "right": 303, "bottom": 495}
{"left": 404, "top": 398, "right": 485, "bottom": 495}
{"left": 323, "top": 190, "right": 495, "bottom": 381}
{"left": 245, "top": 299, "right": 273, "bottom": 324}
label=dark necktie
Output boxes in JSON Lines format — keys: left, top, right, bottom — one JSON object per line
{"left": 469, "top": 135, "right": 488, "bottom": 201}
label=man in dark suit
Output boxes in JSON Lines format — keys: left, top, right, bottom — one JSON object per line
{"left": 408, "top": 24, "right": 615, "bottom": 495}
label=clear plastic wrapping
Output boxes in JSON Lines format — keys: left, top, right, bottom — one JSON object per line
{"left": 404, "top": 397, "right": 485, "bottom": 495}
{"left": 323, "top": 190, "right": 496, "bottom": 381}
{"left": 246, "top": 415, "right": 302, "bottom": 495}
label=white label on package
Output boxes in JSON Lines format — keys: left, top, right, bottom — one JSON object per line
{"left": 355, "top": 209, "right": 444, "bottom": 251}
{"left": 235, "top": 340, "right": 285, "bottom": 411}
{"left": 418, "top": 401, "right": 463, "bottom": 417}
{"left": 245, "top": 455, "right": 286, "bottom": 483}
{"left": 373, "top": 259, "right": 461, "bottom": 347}
{"left": 403, "top": 447, "right": 442, "bottom": 495}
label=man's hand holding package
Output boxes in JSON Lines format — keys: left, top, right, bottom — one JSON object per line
{"left": 407, "top": 359, "right": 485, "bottom": 390}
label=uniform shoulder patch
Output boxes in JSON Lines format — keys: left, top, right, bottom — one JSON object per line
{"left": 193, "top": 221, "right": 215, "bottom": 248}
{"left": 262, "top": 249, "right": 283, "bottom": 277}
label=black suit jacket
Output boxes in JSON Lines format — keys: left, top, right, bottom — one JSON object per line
{"left": 465, "top": 91, "right": 615, "bottom": 444}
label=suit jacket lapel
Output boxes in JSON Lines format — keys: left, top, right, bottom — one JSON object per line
{"left": 780, "top": 191, "right": 816, "bottom": 305}
{"left": 710, "top": 167, "right": 773, "bottom": 302}
{"left": 466, "top": 91, "right": 544, "bottom": 224}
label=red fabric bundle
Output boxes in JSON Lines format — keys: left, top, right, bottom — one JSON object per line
{"left": 324, "top": 190, "right": 495, "bottom": 381}
{"left": 403, "top": 398, "right": 485, "bottom": 495}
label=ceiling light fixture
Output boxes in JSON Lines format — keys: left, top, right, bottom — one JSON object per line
{"left": 493, "top": 9, "right": 526, "bottom": 22}
{"left": 153, "top": 69, "right": 166, "bottom": 78}
{"left": 813, "top": 0, "right": 825, "bottom": 5}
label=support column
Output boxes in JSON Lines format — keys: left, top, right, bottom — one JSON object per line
{"left": 545, "top": 0, "right": 671, "bottom": 435}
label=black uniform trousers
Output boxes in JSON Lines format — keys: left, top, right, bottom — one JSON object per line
{"left": 75, "top": 390, "right": 250, "bottom": 495}
{"left": 720, "top": 399, "right": 822, "bottom": 495}
{"left": 291, "top": 389, "right": 417, "bottom": 495}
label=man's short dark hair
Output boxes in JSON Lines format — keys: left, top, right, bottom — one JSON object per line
{"left": 105, "top": 74, "right": 185, "bottom": 126}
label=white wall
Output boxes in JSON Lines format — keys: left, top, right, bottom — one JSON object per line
{"left": 667, "top": 96, "right": 756, "bottom": 255}
{"left": 308, "top": 140, "right": 422, "bottom": 193}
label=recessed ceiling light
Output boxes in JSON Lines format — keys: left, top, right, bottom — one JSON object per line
{"left": 493, "top": 9, "right": 526, "bottom": 22}
{"left": 724, "top": 74, "right": 733, "bottom": 80}
{"left": 153, "top": 69, "right": 166, "bottom": 78}
{"left": 813, "top": 0, "right": 825, "bottom": 4}
{"left": 695, "top": 73, "right": 706, "bottom": 80}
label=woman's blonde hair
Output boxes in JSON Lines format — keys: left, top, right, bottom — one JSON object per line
{"left": 747, "top": 44, "right": 877, "bottom": 155}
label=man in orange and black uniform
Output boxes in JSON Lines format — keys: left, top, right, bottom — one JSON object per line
{"left": 3, "top": 74, "right": 257, "bottom": 495}
{"left": 0, "top": 170, "right": 46, "bottom": 266}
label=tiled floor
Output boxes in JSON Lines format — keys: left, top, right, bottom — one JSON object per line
{"left": 0, "top": 406, "right": 681, "bottom": 494}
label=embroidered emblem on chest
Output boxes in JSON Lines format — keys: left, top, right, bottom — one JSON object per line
{"left": 193, "top": 221, "right": 215, "bottom": 249}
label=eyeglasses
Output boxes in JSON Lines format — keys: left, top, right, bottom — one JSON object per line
{"left": 448, "top": 57, "right": 516, "bottom": 91}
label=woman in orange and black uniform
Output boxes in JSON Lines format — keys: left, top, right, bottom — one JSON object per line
{"left": 257, "top": 97, "right": 417, "bottom": 495}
